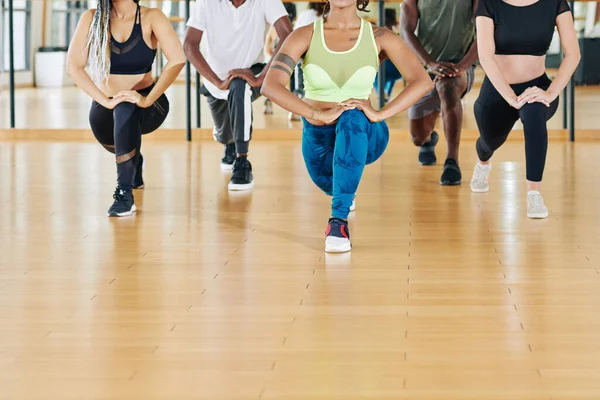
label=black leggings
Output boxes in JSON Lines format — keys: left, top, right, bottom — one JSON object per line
{"left": 89, "top": 85, "right": 169, "bottom": 190}
{"left": 474, "top": 74, "right": 559, "bottom": 182}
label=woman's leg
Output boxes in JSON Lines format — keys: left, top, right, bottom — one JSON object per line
{"left": 519, "top": 98, "right": 559, "bottom": 190}
{"left": 518, "top": 98, "right": 559, "bottom": 219}
{"left": 331, "top": 109, "right": 388, "bottom": 220}
{"left": 301, "top": 120, "right": 336, "bottom": 196}
{"left": 89, "top": 101, "right": 115, "bottom": 153}
{"left": 471, "top": 90, "right": 518, "bottom": 192}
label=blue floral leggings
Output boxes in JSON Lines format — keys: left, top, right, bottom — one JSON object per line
{"left": 302, "top": 109, "right": 389, "bottom": 219}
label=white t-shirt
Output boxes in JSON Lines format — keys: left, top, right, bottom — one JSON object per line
{"left": 187, "top": 0, "right": 288, "bottom": 99}
{"left": 294, "top": 9, "right": 320, "bottom": 30}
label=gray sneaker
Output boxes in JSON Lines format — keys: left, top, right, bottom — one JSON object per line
{"left": 470, "top": 162, "right": 492, "bottom": 193}
{"left": 527, "top": 191, "right": 548, "bottom": 219}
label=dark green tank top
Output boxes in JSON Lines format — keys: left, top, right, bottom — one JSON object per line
{"left": 416, "top": 0, "right": 475, "bottom": 63}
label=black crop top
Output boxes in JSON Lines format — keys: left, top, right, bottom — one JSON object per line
{"left": 476, "top": 0, "right": 571, "bottom": 56}
{"left": 110, "top": 4, "right": 157, "bottom": 75}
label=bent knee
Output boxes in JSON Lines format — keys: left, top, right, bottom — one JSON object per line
{"left": 436, "top": 78, "right": 463, "bottom": 105}
{"left": 338, "top": 108, "right": 369, "bottom": 127}
{"left": 229, "top": 78, "right": 248, "bottom": 92}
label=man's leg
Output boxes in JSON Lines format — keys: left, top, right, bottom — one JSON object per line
{"left": 205, "top": 92, "right": 236, "bottom": 171}
{"left": 436, "top": 74, "right": 468, "bottom": 161}
{"left": 436, "top": 68, "right": 471, "bottom": 185}
{"left": 227, "top": 78, "right": 255, "bottom": 190}
{"left": 408, "top": 87, "right": 441, "bottom": 166}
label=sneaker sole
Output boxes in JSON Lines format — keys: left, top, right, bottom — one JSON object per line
{"left": 527, "top": 212, "right": 549, "bottom": 219}
{"left": 228, "top": 182, "right": 254, "bottom": 191}
{"left": 325, "top": 242, "right": 352, "bottom": 253}
{"left": 221, "top": 163, "right": 234, "bottom": 171}
{"left": 441, "top": 180, "right": 461, "bottom": 186}
{"left": 470, "top": 185, "right": 489, "bottom": 193}
{"left": 107, "top": 204, "right": 137, "bottom": 217}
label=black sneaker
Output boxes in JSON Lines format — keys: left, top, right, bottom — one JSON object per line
{"left": 325, "top": 218, "right": 351, "bottom": 253}
{"left": 107, "top": 188, "right": 137, "bottom": 217}
{"left": 133, "top": 154, "right": 144, "bottom": 189}
{"left": 440, "top": 158, "right": 462, "bottom": 186}
{"left": 228, "top": 156, "right": 254, "bottom": 191}
{"left": 221, "top": 143, "right": 236, "bottom": 171}
{"left": 418, "top": 131, "right": 438, "bottom": 166}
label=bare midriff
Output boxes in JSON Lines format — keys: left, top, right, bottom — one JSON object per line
{"left": 495, "top": 54, "right": 546, "bottom": 84}
{"left": 103, "top": 72, "right": 155, "bottom": 98}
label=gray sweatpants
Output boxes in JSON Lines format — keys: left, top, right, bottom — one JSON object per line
{"left": 202, "top": 64, "right": 264, "bottom": 154}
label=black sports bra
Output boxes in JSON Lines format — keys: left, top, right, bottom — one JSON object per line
{"left": 476, "top": 0, "right": 571, "bottom": 56}
{"left": 110, "top": 4, "right": 157, "bottom": 75}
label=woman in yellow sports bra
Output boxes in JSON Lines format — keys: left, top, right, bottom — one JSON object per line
{"left": 261, "top": 0, "right": 432, "bottom": 253}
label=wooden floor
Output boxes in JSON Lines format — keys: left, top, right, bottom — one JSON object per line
{"left": 1, "top": 139, "right": 600, "bottom": 399}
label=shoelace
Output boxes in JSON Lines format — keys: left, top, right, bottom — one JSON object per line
{"left": 473, "top": 164, "right": 488, "bottom": 182}
{"left": 529, "top": 193, "right": 544, "bottom": 208}
{"left": 113, "top": 189, "right": 126, "bottom": 202}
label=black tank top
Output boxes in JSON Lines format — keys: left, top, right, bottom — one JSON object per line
{"left": 476, "top": 0, "right": 571, "bottom": 56}
{"left": 110, "top": 4, "right": 157, "bottom": 75}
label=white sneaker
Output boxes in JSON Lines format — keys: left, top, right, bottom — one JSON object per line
{"left": 325, "top": 218, "right": 352, "bottom": 253}
{"left": 527, "top": 190, "right": 548, "bottom": 219}
{"left": 470, "top": 162, "right": 492, "bottom": 193}
{"left": 264, "top": 100, "right": 273, "bottom": 115}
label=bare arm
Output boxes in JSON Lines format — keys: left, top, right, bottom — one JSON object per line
{"left": 372, "top": 27, "right": 434, "bottom": 120}
{"left": 143, "top": 9, "right": 186, "bottom": 105}
{"left": 183, "top": 27, "right": 229, "bottom": 90}
{"left": 456, "top": 0, "right": 479, "bottom": 71}
{"left": 546, "top": 11, "right": 580, "bottom": 100}
{"left": 260, "top": 26, "right": 330, "bottom": 120}
{"left": 399, "top": 0, "right": 434, "bottom": 68}
{"left": 66, "top": 10, "right": 112, "bottom": 108}
{"left": 476, "top": 16, "right": 520, "bottom": 106}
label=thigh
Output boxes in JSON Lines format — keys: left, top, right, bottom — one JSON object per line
{"left": 366, "top": 121, "right": 390, "bottom": 165}
{"left": 206, "top": 95, "right": 232, "bottom": 131}
{"left": 408, "top": 86, "right": 440, "bottom": 121}
{"left": 89, "top": 101, "right": 115, "bottom": 146}
{"left": 409, "top": 111, "right": 440, "bottom": 140}
{"left": 474, "top": 98, "right": 517, "bottom": 144}
{"left": 140, "top": 94, "right": 170, "bottom": 134}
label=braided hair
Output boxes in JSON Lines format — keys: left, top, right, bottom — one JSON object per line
{"left": 86, "top": 0, "right": 113, "bottom": 87}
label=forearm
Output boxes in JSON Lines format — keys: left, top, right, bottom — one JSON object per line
{"left": 457, "top": 41, "right": 479, "bottom": 70}
{"left": 547, "top": 53, "right": 580, "bottom": 100}
{"left": 184, "top": 44, "right": 222, "bottom": 86}
{"left": 145, "top": 60, "right": 185, "bottom": 104}
{"left": 400, "top": 30, "right": 435, "bottom": 67}
{"left": 261, "top": 83, "right": 319, "bottom": 119}
{"left": 67, "top": 67, "right": 110, "bottom": 106}
{"left": 378, "top": 78, "right": 433, "bottom": 120}
{"left": 479, "top": 55, "right": 518, "bottom": 103}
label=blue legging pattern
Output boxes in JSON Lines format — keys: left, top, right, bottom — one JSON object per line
{"left": 302, "top": 109, "right": 389, "bottom": 219}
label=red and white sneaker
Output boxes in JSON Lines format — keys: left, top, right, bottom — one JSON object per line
{"left": 325, "top": 218, "right": 352, "bottom": 253}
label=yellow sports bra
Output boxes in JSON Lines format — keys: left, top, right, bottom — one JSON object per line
{"left": 302, "top": 17, "right": 379, "bottom": 103}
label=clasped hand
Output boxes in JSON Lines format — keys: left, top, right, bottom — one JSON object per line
{"left": 218, "top": 68, "right": 262, "bottom": 89}
{"left": 313, "top": 99, "right": 382, "bottom": 125}
{"left": 106, "top": 90, "right": 152, "bottom": 109}
{"left": 511, "top": 87, "right": 554, "bottom": 109}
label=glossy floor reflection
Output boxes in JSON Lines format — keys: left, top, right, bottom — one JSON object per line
{"left": 1, "top": 140, "right": 600, "bottom": 399}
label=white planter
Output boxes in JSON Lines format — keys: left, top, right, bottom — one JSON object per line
{"left": 35, "top": 51, "right": 74, "bottom": 88}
